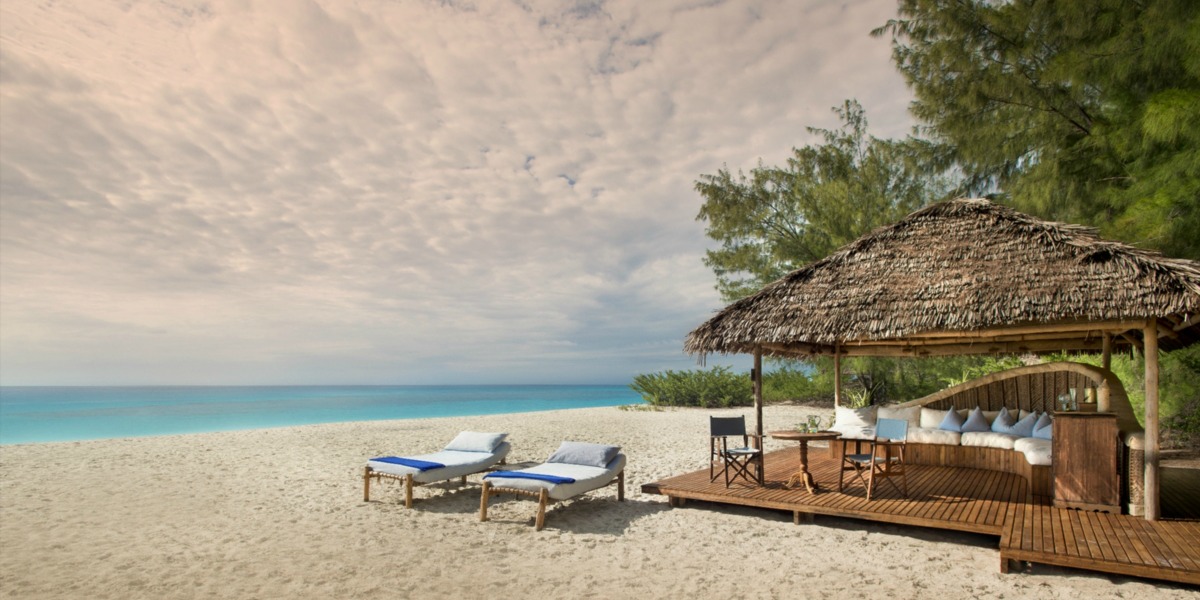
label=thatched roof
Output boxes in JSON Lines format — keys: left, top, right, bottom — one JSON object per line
{"left": 686, "top": 198, "right": 1200, "bottom": 359}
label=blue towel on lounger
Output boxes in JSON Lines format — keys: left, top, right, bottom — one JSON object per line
{"left": 370, "top": 457, "right": 445, "bottom": 471}
{"left": 485, "top": 471, "right": 576, "bottom": 484}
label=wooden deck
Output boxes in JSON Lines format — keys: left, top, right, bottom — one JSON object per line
{"left": 642, "top": 448, "right": 1200, "bottom": 586}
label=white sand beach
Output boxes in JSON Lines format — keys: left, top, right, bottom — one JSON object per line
{"left": 0, "top": 405, "right": 1192, "bottom": 599}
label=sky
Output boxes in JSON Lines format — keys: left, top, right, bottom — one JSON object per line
{"left": 0, "top": 0, "right": 913, "bottom": 386}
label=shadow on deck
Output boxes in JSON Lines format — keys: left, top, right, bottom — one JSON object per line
{"left": 642, "top": 447, "right": 1200, "bottom": 586}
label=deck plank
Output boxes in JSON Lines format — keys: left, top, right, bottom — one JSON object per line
{"left": 645, "top": 450, "right": 1200, "bottom": 585}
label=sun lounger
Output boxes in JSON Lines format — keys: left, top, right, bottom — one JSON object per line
{"left": 364, "top": 431, "right": 511, "bottom": 507}
{"left": 479, "top": 441, "right": 626, "bottom": 530}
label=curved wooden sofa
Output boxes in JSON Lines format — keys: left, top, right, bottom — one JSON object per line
{"left": 886, "top": 362, "right": 1144, "bottom": 514}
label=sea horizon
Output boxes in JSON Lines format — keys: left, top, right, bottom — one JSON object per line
{"left": 0, "top": 384, "right": 645, "bottom": 445}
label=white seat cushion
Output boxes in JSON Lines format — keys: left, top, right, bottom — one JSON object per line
{"left": 1014, "top": 437, "right": 1053, "bottom": 466}
{"left": 907, "top": 427, "right": 962, "bottom": 445}
{"left": 960, "top": 431, "right": 1020, "bottom": 450}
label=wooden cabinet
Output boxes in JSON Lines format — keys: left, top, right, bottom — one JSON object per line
{"left": 1053, "top": 412, "right": 1120, "bottom": 512}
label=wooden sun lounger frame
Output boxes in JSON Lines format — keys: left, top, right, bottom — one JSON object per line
{"left": 479, "top": 470, "right": 625, "bottom": 531}
{"left": 363, "top": 458, "right": 505, "bottom": 508}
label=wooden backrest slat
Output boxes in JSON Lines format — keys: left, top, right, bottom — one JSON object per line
{"left": 896, "top": 361, "right": 1142, "bottom": 438}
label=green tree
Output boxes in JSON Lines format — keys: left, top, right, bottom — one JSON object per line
{"left": 693, "top": 100, "right": 977, "bottom": 403}
{"left": 876, "top": 0, "right": 1200, "bottom": 441}
{"left": 875, "top": 0, "right": 1200, "bottom": 260}
{"left": 695, "top": 100, "right": 951, "bottom": 302}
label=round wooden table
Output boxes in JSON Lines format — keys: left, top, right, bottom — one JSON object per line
{"left": 768, "top": 430, "right": 841, "bottom": 493}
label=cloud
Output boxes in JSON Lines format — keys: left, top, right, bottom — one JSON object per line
{"left": 0, "top": 0, "right": 911, "bottom": 384}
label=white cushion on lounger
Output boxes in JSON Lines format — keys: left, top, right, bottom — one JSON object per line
{"left": 487, "top": 454, "right": 626, "bottom": 501}
{"left": 908, "top": 427, "right": 962, "bottom": 445}
{"left": 367, "top": 443, "right": 512, "bottom": 483}
{"left": 960, "top": 431, "right": 1020, "bottom": 450}
{"left": 1014, "top": 437, "right": 1053, "bottom": 466}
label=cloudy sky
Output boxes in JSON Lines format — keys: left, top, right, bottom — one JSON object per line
{"left": 0, "top": 0, "right": 912, "bottom": 386}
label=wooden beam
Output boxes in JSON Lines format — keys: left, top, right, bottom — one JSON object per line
{"left": 891, "top": 320, "right": 1146, "bottom": 340}
{"left": 753, "top": 346, "right": 763, "bottom": 449}
{"left": 1174, "top": 313, "right": 1200, "bottom": 332}
{"left": 765, "top": 338, "right": 1111, "bottom": 359}
{"left": 833, "top": 344, "right": 842, "bottom": 408}
{"left": 845, "top": 331, "right": 1111, "bottom": 347}
{"left": 760, "top": 341, "right": 836, "bottom": 356}
{"left": 1102, "top": 333, "right": 1112, "bottom": 371}
{"left": 1144, "top": 321, "right": 1160, "bottom": 521}
{"left": 836, "top": 339, "right": 1107, "bottom": 357}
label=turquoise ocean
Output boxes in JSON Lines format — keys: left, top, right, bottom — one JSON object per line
{"left": 0, "top": 385, "right": 644, "bottom": 445}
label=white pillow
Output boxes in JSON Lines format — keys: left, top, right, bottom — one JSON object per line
{"left": 920, "top": 408, "right": 950, "bottom": 429}
{"left": 444, "top": 431, "right": 508, "bottom": 453}
{"left": 834, "top": 405, "right": 877, "bottom": 428}
{"left": 879, "top": 405, "right": 921, "bottom": 430}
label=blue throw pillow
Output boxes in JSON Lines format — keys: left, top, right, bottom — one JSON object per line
{"left": 1007, "top": 411, "right": 1040, "bottom": 438}
{"left": 991, "top": 407, "right": 1016, "bottom": 433}
{"left": 1032, "top": 413, "right": 1053, "bottom": 440}
{"left": 938, "top": 408, "right": 966, "bottom": 432}
{"left": 960, "top": 407, "right": 991, "bottom": 433}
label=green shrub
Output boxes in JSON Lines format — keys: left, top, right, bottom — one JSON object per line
{"left": 762, "top": 364, "right": 826, "bottom": 403}
{"left": 629, "top": 366, "right": 753, "bottom": 407}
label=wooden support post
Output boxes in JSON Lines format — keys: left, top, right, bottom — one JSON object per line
{"left": 833, "top": 345, "right": 842, "bottom": 408}
{"left": 617, "top": 470, "right": 625, "bottom": 501}
{"left": 404, "top": 473, "right": 414, "bottom": 509}
{"left": 479, "top": 481, "right": 491, "bottom": 522}
{"left": 1144, "top": 321, "right": 1160, "bottom": 521}
{"left": 753, "top": 346, "right": 764, "bottom": 450}
{"left": 535, "top": 489, "right": 549, "bottom": 531}
{"left": 363, "top": 467, "right": 372, "bottom": 502}
{"left": 1102, "top": 333, "right": 1112, "bottom": 371}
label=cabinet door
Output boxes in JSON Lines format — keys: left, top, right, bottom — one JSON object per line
{"left": 1053, "top": 413, "right": 1119, "bottom": 510}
